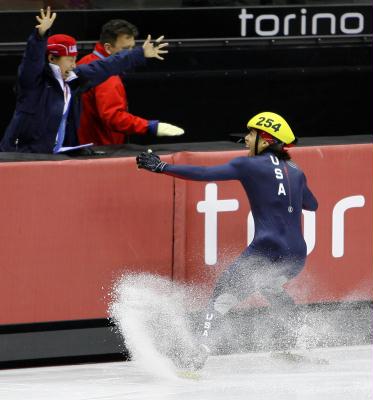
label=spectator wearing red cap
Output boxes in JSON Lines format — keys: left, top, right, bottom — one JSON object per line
{"left": 0, "top": 7, "right": 168, "bottom": 154}
{"left": 77, "top": 19, "right": 184, "bottom": 146}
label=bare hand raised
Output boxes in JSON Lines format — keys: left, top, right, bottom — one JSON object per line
{"left": 142, "top": 35, "right": 169, "bottom": 60}
{"left": 35, "top": 6, "right": 57, "bottom": 37}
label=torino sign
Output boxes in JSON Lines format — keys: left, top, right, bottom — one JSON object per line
{"left": 239, "top": 8, "right": 365, "bottom": 37}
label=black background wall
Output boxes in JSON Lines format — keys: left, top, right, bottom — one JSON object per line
{"left": 0, "top": 7, "right": 371, "bottom": 144}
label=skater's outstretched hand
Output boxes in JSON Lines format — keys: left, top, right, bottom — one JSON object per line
{"left": 136, "top": 149, "right": 168, "bottom": 172}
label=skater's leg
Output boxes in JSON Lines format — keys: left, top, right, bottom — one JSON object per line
{"left": 168, "top": 259, "right": 248, "bottom": 371}
{"left": 200, "top": 254, "right": 257, "bottom": 348}
{"left": 201, "top": 292, "right": 239, "bottom": 346}
{"left": 187, "top": 255, "right": 260, "bottom": 370}
{"left": 188, "top": 291, "right": 242, "bottom": 370}
{"left": 261, "top": 277, "right": 301, "bottom": 350}
{"left": 177, "top": 251, "right": 276, "bottom": 370}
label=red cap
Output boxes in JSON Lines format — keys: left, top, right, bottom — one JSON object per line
{"left": 47, "top": 34, "right": 78, "bottom": 57}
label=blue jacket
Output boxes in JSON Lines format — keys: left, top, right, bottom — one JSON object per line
{"left": 0, "top": 30, "right": 146, "bottom": 153}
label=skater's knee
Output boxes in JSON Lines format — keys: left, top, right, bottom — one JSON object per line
{"left": 263, "top": 288, "right": 295, "bottom": 308}
{"left": 261, "top": 275, "right": 294, "bottom": 305}
{"left": 213, "top": 293, "right": 238, "bottom": 315}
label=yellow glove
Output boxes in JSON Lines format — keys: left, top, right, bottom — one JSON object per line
{"left": 157, "top": 122, "right": 184, "bottom": 137}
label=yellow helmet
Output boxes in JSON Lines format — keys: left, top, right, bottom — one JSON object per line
{"left": 247, "top": 112, "right": 295, "bottom": 145}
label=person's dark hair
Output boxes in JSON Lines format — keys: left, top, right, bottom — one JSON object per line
{"left": 99, "top": 19, "right": 139, "bottom": 45}
{"left": 266, "top": 144, "right": 291, "bottom": 160}
{"left": 264, "top": 136, "right": 298, "bottom": 160}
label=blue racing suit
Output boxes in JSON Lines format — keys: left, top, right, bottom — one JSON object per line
{"left": 162, "top": 150, "right": 318, "bottom": 349}
{"left": 164, "top": 151, "right": 317, "bottom": 270}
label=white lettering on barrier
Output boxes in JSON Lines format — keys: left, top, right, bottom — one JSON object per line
{"left": 247, "top": 211, "right": 255, "bottom": 246}
{"left": 302, "top": 210, "right": 316, "bottom": 255}
{"left": 239, "top": 8, "right": 364, "bottom": 37}
{"left": 197, "top": 183, "right": 365, "bottom": 265}
{"left": 340, "top": 13, "right": 364, "bottom": 34}
{"left": 255, "top": 14, "right": 280, "bottom": 36}
{"left": 284, "top": 13, "right": 297, "bottom": 35}
{"left": 312, "top": 13, "right": 336, "bottom": 35}
{"left": 196, "top": 183, "right": 239, "bottom": 265}
{"left": 332, "top": 195, "right": 365, "bottom": 258}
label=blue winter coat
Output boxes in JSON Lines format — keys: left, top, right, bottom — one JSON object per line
{"left": 0, "top": 30, "right": 146, "bottom": 153}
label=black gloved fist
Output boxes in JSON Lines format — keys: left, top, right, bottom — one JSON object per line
{"left": 136, "top": 150, "right": 168, "bottom": 173}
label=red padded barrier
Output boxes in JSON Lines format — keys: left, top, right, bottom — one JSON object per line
{"left": 172, "top": 144, "right": 373, "bottom": 305}
{"left": 0, "top": 144, "right": 371, "bottom": 325}
{"left": 0, "top": 157, "right": 174, "bottom": 324}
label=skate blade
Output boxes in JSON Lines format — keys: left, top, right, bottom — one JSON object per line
{"left": 176, "top": 370, "right": 201, "bottom": 380}
{"left": 271, "top": 351, "right": 329, "bottom": 365}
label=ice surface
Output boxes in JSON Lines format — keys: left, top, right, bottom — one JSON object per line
{"left": 0, "top": 345, "right": 372, "bottom": 400}
{"left": 2, "top": 274, "right": 370, "bottom": 399}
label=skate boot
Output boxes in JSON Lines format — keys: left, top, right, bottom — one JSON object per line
{"left": 172, "top": 344, "right": 210, "bottom": 372}
{"left": 189, "top": 344, "right": 210, "bottom": 371}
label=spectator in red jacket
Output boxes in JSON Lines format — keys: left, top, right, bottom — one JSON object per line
{"left": 78, "top": 19, "right": 184, "bottom": 145}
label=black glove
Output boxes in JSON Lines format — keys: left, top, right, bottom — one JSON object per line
{"left": 136, "top": 150, "right": 167, "bottom": 173}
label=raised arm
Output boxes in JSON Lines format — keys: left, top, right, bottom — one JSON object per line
{"left": 164, "top": 163, "right": 240, "bottom": 181}
{"left": 136, "top": 151, "right": 241, "bottom": 181}
{"left": 75, "top": 35, "right": 168, "bottom": 89}
{"left": 18, "top": 7, "right": 56, "bottom": 88}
